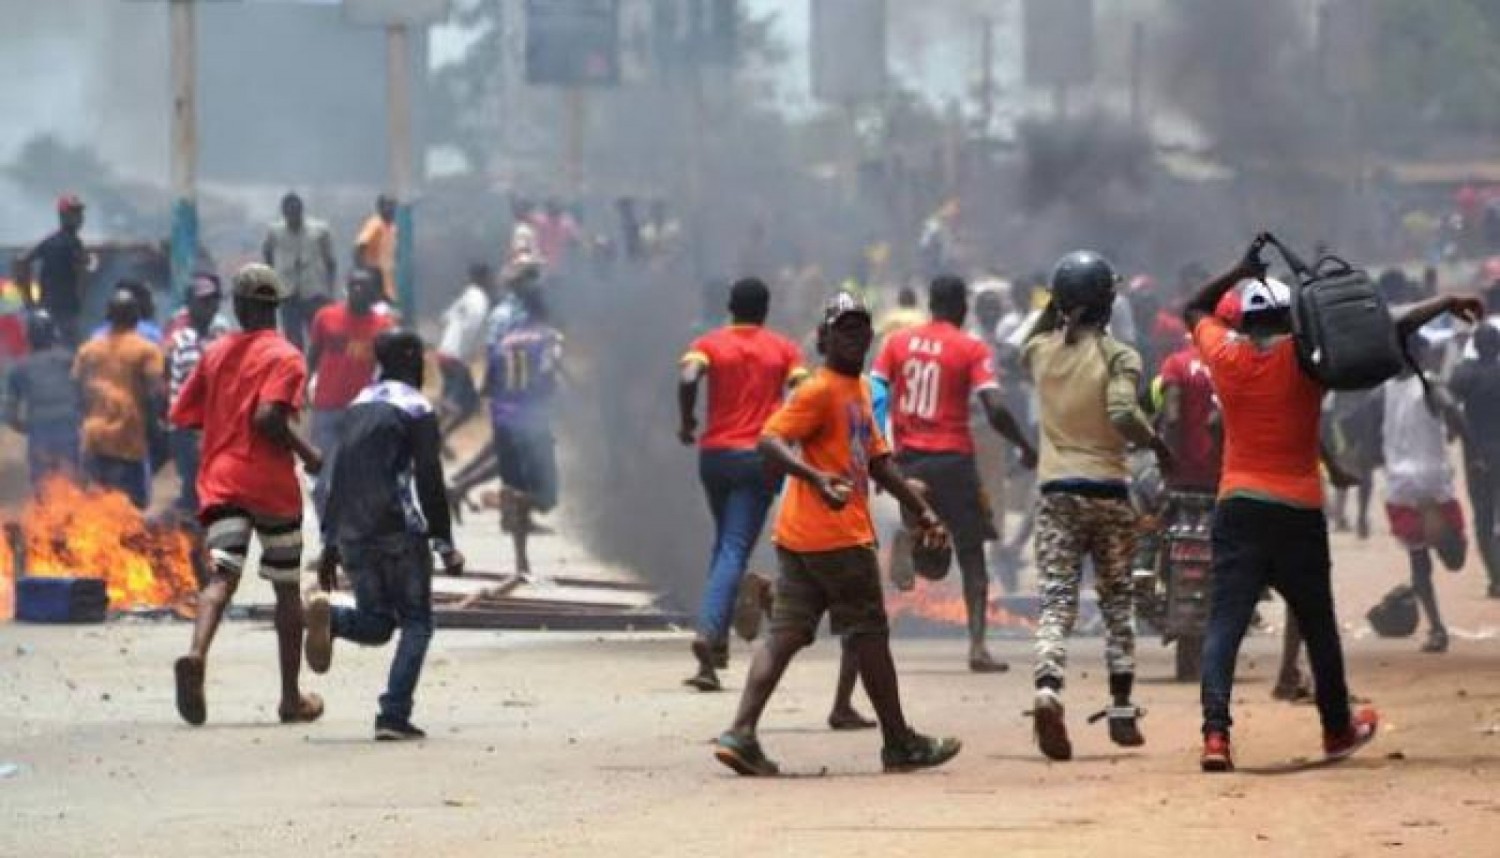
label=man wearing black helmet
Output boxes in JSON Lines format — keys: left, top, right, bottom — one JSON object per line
{"left": 712, "top": 292, "right": 961, "bottom": 777}
{"left": 1023, "top": 250, "right": 1170, "bottom": 762}
{"left": 6, "top": 310, "right": 82, "bottom": 489}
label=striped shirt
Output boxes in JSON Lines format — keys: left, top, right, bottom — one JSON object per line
{"left": 166, "top": 316, "right": 231, "bottom": 408}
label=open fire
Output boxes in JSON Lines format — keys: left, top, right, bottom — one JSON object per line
{"left": 0, "top": 523, "right": 12, "bottom": 620}
{"left": 885, "top": 578, "right": 1039, "bottom": 631}
{"left": 5, "top": 477, "right": 199, "bottom": 616}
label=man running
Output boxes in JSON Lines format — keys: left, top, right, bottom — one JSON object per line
{"left": 435, "top": 263, "right": 496, "bottom": 441}
{"left": 305, "top": 330, "right": 465, "bottom": 741}
{"left": 170, "top": 264, "right": 324, "bottom": 726}
{"left": 1185, "top": 237, "right": 1479, "bottom": 771}
{"left": 711, "top": 293, "right": 961, "bottom": 777}
{"left": 487, "top": 288, "right": 563, "bottom": 579}
{"left": 872, "top": 276, "right": 1037, "bottom": 673}
{"left": 1023, "top": 251, "right": 1169, "bottom": 761}
{"left": 1375, "top": 335, "right": 1467, "bottom": 654}
{"left": 678, "top": 278, "right": 807, "bottom": 691}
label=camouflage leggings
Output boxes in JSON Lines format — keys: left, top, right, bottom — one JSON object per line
{"left": 1033, "top": 492, "right": 1138, "bottom": 688}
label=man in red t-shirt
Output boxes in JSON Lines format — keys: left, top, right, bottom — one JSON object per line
{"left": 308, "top": 268, "right": 393, "bottom": 515}
{"left": 1157, "top": 340, "right": 1221, "bottom": 492}
{"left": 872, "top": 276, "right": 1037, "bottom": 673}
{"left": 678, "top": 278, "right": 807, "bottom": 692}
{"left": 169, "top": 264, "right": 324, "bottom": 727}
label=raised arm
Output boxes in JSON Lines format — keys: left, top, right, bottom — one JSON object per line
{"left": 1184, "top": 235, "right": 1270, "bottom": 329}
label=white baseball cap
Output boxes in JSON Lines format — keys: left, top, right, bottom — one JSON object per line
{"left": 1239, "top": 277, "right": 1292, "bottom": 314}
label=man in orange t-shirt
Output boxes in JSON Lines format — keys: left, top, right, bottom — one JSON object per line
{"left": 711, "top": 292, "right": 961, "bottom": 778}
{"left": 354, "top": 194, "right": 398, "bottom": 302}
{"left": 678, "top": 278, "right": 806, "bottom": 692}
{"left": 1184, "top": 236, "right": 1479, "bottom": 773}
{"left": 72, "top": 289, "right": 164, "bottom": 509}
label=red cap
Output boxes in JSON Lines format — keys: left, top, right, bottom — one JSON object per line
{"left": 56, "top": 193, "right": 84, "bottom": 213}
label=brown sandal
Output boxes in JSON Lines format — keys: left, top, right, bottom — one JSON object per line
{"left": 174, "top": 655, "right": 207, "bottom": 726}
{"left": 278, "top": 692, "right": 325, "bottom": 724}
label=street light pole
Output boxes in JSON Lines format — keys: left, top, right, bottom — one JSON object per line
{"left": 386, "top": 22, "right": 417, "bottom": 319}
{"left": 169, "top": 0, "right": 198, "bottom": 301}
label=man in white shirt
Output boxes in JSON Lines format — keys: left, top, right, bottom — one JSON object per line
{"left": 1377, "top": 334, "right": 1468, "bottom": 654}
{"left": 437, "top": 263, "right": 496, "bottom": 438}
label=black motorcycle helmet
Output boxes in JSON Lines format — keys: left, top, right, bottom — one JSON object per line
{"left": 1366, "top": 585, "right": 1419, "bottom": 638}
{"left": 26, "top": 309, "right": 60, "bottom": 350}
{"left": 1050, "top": 250, "right": 1118, "bottom": 314}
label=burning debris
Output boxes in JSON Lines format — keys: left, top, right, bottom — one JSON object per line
{"left": 886, "top": 578, "right": 1038, "bottom": 634}
{"left": 5, "top": 477, "right": 199, "bottom": 617}
{"left": 0, "top": 523, "right": 13, "bottom": 621}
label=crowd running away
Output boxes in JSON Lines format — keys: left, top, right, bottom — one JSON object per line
{"left": 2, "top": 186, "right": 1496, "bottom": 771}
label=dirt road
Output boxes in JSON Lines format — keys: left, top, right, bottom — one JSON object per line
{"left": 1, "top": 586, "right": 1496, "bottom": 857}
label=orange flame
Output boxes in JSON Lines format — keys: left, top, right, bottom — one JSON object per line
{"left": 885, "top": 578, "right": 1038, "bottom": 630}
{"left": 0, "top": 525, "right": 12, "bottom": 621}
{"left": 12, "top": 476, "right": 198, "bottom": 615}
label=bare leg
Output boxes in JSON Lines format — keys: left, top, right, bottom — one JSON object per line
{"left": 827, "top": 635, "right": 875, "bottom": 729}
{"left": 727, "top": 630, "right": 807, "bottom": 739}
{"left": 847, "top": 631, "right": 913, "bottom": 747}
{"left": 958, "top": 544, "right": 1005, "bottom": 671}
{"left": 188, "top": 572, "right": 241, "bottom": 660}
{"left": 272, "top": 582, "right": 305, "bottom": 708}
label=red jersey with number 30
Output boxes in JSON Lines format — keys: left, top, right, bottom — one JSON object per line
{"left": 872, "top": 320, "right": 999, "bottom": 455}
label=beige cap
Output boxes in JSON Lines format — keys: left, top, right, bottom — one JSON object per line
{"left": 232, "top": 263, "right": 285, "bottom": 303}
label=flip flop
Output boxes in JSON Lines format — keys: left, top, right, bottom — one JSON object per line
{"left": 174, "top": 655, "right": 206, "bottom": 726}
{"left": 278, "top": 692, "right": 326, "bottom": 724}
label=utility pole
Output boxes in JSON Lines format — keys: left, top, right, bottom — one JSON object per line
{"left": 169, "top": 0, "right": 198, "bottom": 302}
{"left": 1129, "top": 21, "right": 1144, "bottom": 129}
{"left": 386, "top": 22, "right": 417, "bottom": 319}
{"left": 978, "top": 15, "right": 995, "bottom": 140}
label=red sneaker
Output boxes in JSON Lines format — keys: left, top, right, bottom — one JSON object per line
{"left": 1200, "top": 731, "right": 1233, "bottom": 773}
{"left": 1323, "top": 708, "right": 1379, "bottom": 762}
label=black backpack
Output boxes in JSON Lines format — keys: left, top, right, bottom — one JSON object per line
{"left": 1263, "top": 234, "right": 1405, "bottom": 391}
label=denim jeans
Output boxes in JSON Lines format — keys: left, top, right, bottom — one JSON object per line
{"left": 1201, "top": 498, "right": 1351, "bottom": 737}
{"left": 85, "top": 452, "right": 149, "bottom": 509}
{"left": 332, "top": 535, "right": 434, "bottom": 723}
{"left": 27, "top": 420, "right": 79, "bottom": 489}
{"left": 170, "top": 428, "right": 202, "bottom": 513}
{"left": 310, "top": 408, "right": 348, "bottom": 519}
{"left": 696, "top": 449, "right": 776, "bottom": 642}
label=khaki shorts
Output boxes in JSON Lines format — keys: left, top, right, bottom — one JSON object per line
{"left": 770, "top": 545, "right": 889, "bottom": 641}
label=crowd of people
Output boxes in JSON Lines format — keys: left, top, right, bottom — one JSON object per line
{"left": 1, "top": 184, "right": 1497, "bottom": 773}
{"left": 676, "top": 231, "right": 1493, "bottom": 776}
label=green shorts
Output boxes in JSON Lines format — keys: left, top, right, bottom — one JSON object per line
{"left": 770, "top": 545, "right": 889, "bottom": 640}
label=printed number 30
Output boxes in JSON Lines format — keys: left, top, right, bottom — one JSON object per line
{"left": 899, "top": 359, "right": 940, "bottom": 419}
